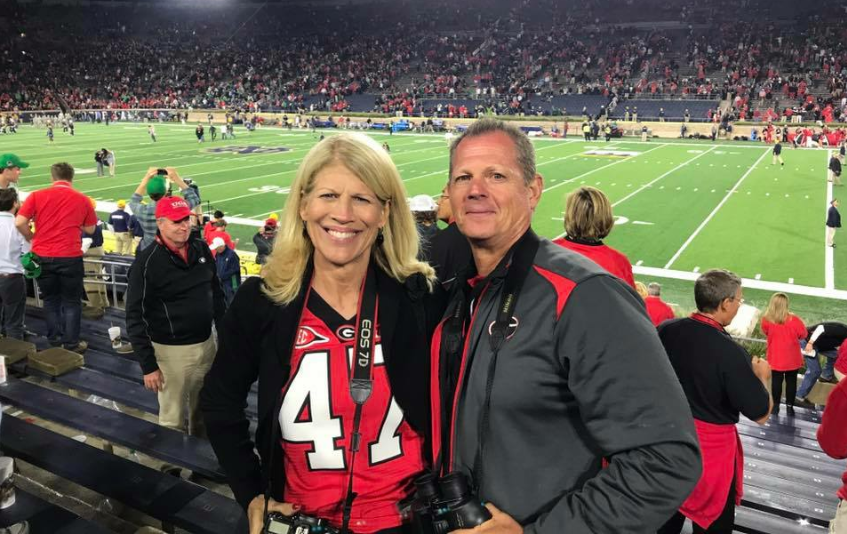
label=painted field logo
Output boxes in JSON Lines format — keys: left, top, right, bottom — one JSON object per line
{"left": 206, "top": 146, "right": 290, "bottom": 155}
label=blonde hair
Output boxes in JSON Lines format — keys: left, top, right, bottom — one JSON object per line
{"left": 763, "top": 292, "right": 790, "bottom": 324}
{"left": 262, "top": 133, "right": 435, "bottom": 305}
{"left": 634, "top": 281, "right": 648, "bottom": 300}
{"left": 565, "top": 186, "right": 614, "bottom": 241}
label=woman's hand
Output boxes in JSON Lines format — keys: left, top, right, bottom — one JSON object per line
{"left": 247, "top": 495, "right": 301, "bottom": 534}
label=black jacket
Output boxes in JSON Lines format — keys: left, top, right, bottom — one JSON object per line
{"left": 199, "top": 264, "right": 445, "bottom": 510}
{"left": 126, "top": 235, "right": 226, "bottom": 374}
{"left": 252, "top": 232, "right": 274, "bottom": 264}
{"left": 427, "top": 222, "right": 472, "bottom": 286}
{"left": 828, "top": 206, "right": 842, "bottom": 228}
{"left": 830, "top": 157, "right": 842, "bottom": 176}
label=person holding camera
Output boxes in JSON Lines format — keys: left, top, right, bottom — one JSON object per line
{"left": 200, "top": 133, "right": 444, "bottom": 534}
{"left": 129, "top": 168, "right": 200, "bottom": 252}
{"left": 429, "top": 119, "right": 700, "bottom": 534}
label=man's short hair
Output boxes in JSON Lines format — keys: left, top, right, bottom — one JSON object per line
{"left": 449, "top": 118, "right": 536, "bottom": 185}
{"left": 647, "top": 282, "right": 661, "bottom": 297}
{"left": 214, "top": 210, "right": 224, "bottom": 219}
{"left": 51, "top": 162, "right": 74, "bottom": 182}
{"left": 0, "top": 188, "right": 17, "bottom": 212}
{"left": 694, "top": 269, "right": 742, "bottom": 313}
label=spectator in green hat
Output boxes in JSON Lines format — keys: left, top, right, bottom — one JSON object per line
{"left": 0, "top": 154, "right": 29, "bottom": 190}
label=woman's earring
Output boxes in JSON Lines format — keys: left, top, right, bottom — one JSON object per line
{"left": 376, "top": 228, "right": 384, "bottom": 246}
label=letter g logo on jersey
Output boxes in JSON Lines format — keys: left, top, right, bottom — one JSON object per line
{"left": 295, "top": 326, "right": 330, "bottom": 349}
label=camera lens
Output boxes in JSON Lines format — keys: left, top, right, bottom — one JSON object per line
{"left": 438, "top": 472, "right": 470, "bottom": 503}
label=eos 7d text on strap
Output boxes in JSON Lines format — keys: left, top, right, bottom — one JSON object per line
{"left": 341, "top": 263, "right": 379, "bottom": 534}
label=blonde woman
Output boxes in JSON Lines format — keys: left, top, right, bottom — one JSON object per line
{"left": 200, "top": 133, "right": 444, "bottom": 534}
{"left": 761, "top": 293, "right": 807, "bottom": 416}
{"left": 553, "top": 186, "right": 635, "bottom": 288}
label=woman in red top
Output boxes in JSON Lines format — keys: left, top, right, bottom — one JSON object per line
{"left": 552, "top": 186, "right": 635, "bottom": 288}
{"left": 761, "top": 293, "right": 807, "bottom": 416}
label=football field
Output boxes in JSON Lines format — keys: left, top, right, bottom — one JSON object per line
{"left": 5, "top": 122, "right": 845, "bottom": 299}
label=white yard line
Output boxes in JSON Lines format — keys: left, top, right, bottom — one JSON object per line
{"left": 634, "top": 265, "right": 847, "bottom": 300}
{"left": 543, "top": 143, "right": 667, "bottom": 194}
{"left": 826, "top": 150, "right": 836, "bottom": 291}
{"left": 664, "top": 148, "right": 770, "bottom": 269}
{"left": 612, "top": 146, "right": 718, "bottom": 207}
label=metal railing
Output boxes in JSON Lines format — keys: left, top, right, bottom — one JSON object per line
{"left": 32, "top": 257, "right": 134, "bottom": 311}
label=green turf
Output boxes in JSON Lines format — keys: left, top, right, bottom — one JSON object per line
{"left": 6, "top": 122, "right": 844, "bottom": 300}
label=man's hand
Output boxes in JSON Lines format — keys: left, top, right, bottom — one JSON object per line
{"left": 451, "top": 503, "right": 522, "bottom": 534}
{"left": 143, "top": 370, "right": 165, "bottom": 392}
{"left": 752, "top": 357, "right": 772, "bottom": 383}
{"left": 167, "top": 167, "right": 188, "bottom": 189}
{"left": 247, "top": 495, "right": 300, "bottom": 534}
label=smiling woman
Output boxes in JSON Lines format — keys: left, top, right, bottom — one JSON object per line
{"left": 200, "top": 132, "right": 446, "bottom": 534}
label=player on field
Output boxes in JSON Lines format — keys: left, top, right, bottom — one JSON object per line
{"left": 772, "top": 139, "right": 784, "bottom": 166}
{"left": 46, "top": 126, "right": 54, "bottom": 144}
{"left": 201, "top": 133, "right": 442, "bottom": 533}
{"left": 148, "top": 125, "right": 157, "bottom": 142}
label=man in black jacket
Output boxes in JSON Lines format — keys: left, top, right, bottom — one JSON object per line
{"left": 830, "top": 154, "right": 843, "bottom": 186}
{"left": 126, "top": 196, "right": 225, "bottom": 436}
{"left": 828, "top": 198, "right": 841, "bottom": 248}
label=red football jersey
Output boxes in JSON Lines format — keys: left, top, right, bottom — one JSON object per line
{"left": 279, "top": 292, "right": 425, "bottom": 533}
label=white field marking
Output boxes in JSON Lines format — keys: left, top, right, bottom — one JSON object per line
{"left": 632, "top": 221, "right": 654, "bottom": 225}
{"left": 789, "top": 278, "right": 795, "bottom": 284}
{"left": 664, "top": 148, "right": 770, "bottom": 269}
{"left": 606, "top": 144, "right": 715, "bottom": 208}
{"left": 676, "top": 187, "right": 682, "bottom": 190}
{"left": 711, "top": 189, "right": 716, "bottom": 193}
{"left": 542, "top": 144, "right": 667, "bottom": 194}
{"left": 693, "top": 267, "right": 700, "bottom": 273}
{"left": 755, "top": 274, "right": 762, "bottom": 280}
{"left": 826, "top": 150, "right": 835, "bottom": 291}
{"left": 551, "top": 217, "right": 564, "bottom": 221}
{"left": 634, "top": 265, "right": 847, "bottom": 300}
{"left": 694, "top": 188, "right": 699, "bottom": 192}
{"left": 230, "top": 213, "right": 244, "bottom": 218}
{"left": 636, "top": 260, "right": 644, "bottom": 266}
{"left": 766, "top": 193, "right": 770, "bottom": 197}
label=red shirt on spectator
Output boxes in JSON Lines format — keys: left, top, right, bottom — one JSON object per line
{"left": 835, "top": 342, "right": 847, "bottom": 377}
{"left": 645, "top": 296, "right": 675, "bottom": 327}
{"left": 552, "top": 237, "right": 635, "bottom": 288}
{"left": 817, "top": 378, "right": 847, "bottom": 500}
{"left": 761, "top": 315, "right": 806, "bottom": 371}
{"left": 18, "top": 181, "right": 96, "bottom": 258}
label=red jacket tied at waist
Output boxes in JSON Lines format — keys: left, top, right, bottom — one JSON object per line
{"left": 680, "top": 419, "right": 744, "bottom": 529}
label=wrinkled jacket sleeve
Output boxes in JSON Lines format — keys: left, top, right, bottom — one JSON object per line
{"left": 527, "top": 275, "right": 701, "bottom": 534}
{"left": 200, "top": 278, "right": 263, "bottom": 509}
{"left": 125, "top": 256, "right": 159, "bottom": 374}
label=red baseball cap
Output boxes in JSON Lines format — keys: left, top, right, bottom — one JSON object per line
{"left": 155, "top": 197, "right": 192, "bottom": 221}
{"left": 264, "top": 218, "right": 278, "bottom": 228}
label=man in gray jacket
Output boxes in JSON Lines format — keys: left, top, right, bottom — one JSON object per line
{"left": 431, "top": 119, "right": 701, "bottom": 533}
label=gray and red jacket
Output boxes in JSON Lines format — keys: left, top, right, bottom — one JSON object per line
{"left": 430, "top": 230, "right": 701, "bottom": 533}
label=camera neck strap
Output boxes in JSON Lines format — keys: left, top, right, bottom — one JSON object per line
{"left": 472, "top": 230, "right": 538, "bottom": 492}
{"left": 341, "top": 263, "right": 379, "bottom": 534}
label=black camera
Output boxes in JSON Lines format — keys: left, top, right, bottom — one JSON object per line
{"left": 157, "top": 168, "right": 168, "bottom": 176}
{"left": 264, "top": 512, "right": 339, "bottom": 534}
{"left": 411, "top": 472, "right": 492, "bottom": 534}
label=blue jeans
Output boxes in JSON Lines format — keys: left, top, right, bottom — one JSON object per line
{"left": 38, "top": 257, "right": 84, "bottom": 347}
{"left": 798, "top": 349, "right": 840, "bottom": 398}
{"left": 820, "top": 349, "right": 838, "bottom": 380}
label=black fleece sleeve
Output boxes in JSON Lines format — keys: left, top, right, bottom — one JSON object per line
{"left": 200, "top": 277, "right": 264, "bottom": 510}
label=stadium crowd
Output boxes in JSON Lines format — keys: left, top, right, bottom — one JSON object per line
{"left": 2, "top": 0, "right": 847, "bottom": 121}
